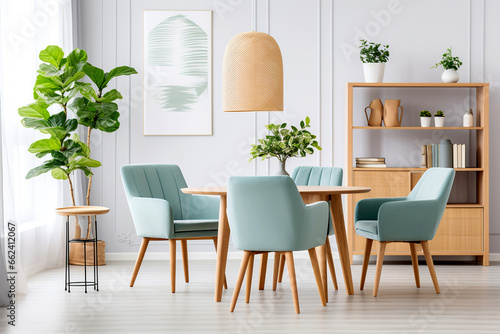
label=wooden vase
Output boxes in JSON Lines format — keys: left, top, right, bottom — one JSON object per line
{"left": 383, "top": 99, "right": 403, "bottom": 127}
{"left": 364, "top": 99, "right": 383, "bottom": 126}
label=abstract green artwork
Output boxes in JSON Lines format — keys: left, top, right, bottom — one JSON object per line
{"left": 144, "top": 11, "right": 212, "bottom": 135}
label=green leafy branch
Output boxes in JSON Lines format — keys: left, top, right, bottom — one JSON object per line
{"left": 432, "top": 47, "right": 462, "bottom": 71}
{"left": 250, "top": 117, "right": 322, "bottom": 162}
{"left": 359, "top": 39, "right": 390, "bottom": 63}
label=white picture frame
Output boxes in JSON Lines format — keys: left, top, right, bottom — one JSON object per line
{"left": 143, "top": 10, "right": 212, "bottom": 135}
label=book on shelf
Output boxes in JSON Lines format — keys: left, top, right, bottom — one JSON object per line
{"left": 355, "top": 157, "right": 386, "bottom": 168}
{"left": 453, "top": 144, "right": 458, "bottom": 168}
{"left": 422, "top": 142, "right": 467, "bottom": 168}
{"left": 356, "top": 163, "right": 387, "bottom": 168}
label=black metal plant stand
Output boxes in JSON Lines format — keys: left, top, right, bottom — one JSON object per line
{"left": 65, "top": 216, "right": 99, "bottom": 293}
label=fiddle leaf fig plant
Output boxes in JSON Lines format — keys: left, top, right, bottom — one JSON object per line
{"left": 250, "top": 116, "right": 322, "bottom": 163}
{"left": 20, "top": 44, "right": 137, "bottom": 238}
{"left": 70, "top": 61, "right": 137, "bottom": 230}
{"left": 19, "top": 46, "right": 99, "bottom": 208}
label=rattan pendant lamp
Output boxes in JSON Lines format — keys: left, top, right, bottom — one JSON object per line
{"left": 222, "top": 2, "right": 283, "bottom": 112}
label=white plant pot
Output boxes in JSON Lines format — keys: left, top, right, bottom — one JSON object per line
{"left": 441, "top": 69, "right": 459, "bottom": 83}
{"left": 363, "top": 63, "right": 386, "bottom": 83}
{"left": 434, "top": 117, "right": 445, "bottom": 127}
{"left": 420, "top": 117, "right": 431, "bottom": 127}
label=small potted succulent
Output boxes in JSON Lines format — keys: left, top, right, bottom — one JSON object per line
{"left": 434, "top": 110, "right": 445, "bottom": 127}
{"left": 359, "top": 39, "right": 390, "bottom": 83}
{"left": 420, "top": 110, "right": 432, "bottom": 127}
{"left": 250, "top": 117, "right": 322, "bottom": 175}
{"left": 432, "top": 47, "right": 462, "bottom": 83}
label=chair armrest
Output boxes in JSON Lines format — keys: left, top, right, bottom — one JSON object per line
{"left": 182, "top": 194, "right": 220, "bottom": 220}
{"left": 130, "top": 197, "right": 174, "bottom": 239}
{"left": 301, "top": 201, "right": 329, "bottom": 249}
{"left": 354, "top": 197, "right": 407, "bottom": 222}
{"left": 377, "top": 199, "right": 440, "bottom": 241}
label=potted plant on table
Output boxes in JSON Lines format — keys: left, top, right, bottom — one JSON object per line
{"left": 19, "top": 45, "right": 136, "bottom": 265}
{"left": 434, "top": 110, "right": 445, "bottom": 127}
{"left": 249, "top": 117, "right": 322, "bottom": 175}
{"left": 359, "top": 39, "right": 390, "bottom": 83}
{"left": 432, "top": 47, "right": 462, "bottom": 83}
{"left": 420, "top": 110, "right": 432, "bottom": 127}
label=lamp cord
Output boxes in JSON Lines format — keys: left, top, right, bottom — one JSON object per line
{"left": 251, "top": 0, "right": 256, "bottom": 31}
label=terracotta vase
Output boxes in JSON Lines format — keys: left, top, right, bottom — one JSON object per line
{"left": 383, "top": 99, "right": 403, "bottom": 127}
{"left": 364, "top": 99, "right": 383, "bottom": 126}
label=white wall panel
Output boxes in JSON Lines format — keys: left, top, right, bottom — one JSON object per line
{"left": 77, "top": 0, "right": 499, "bottom": 253}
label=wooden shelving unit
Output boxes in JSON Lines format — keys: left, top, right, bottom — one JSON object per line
{"left": 346, "top": 82, "right": 489, "bottom": 265}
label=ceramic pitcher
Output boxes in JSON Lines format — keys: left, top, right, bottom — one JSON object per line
{"left": 383, "top": 99, "right": 403, "bottom": 127}
{"left": 364, "top": 99, "right": 383, "bottom": 126}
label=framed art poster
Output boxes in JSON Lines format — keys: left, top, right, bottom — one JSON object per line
{"left": 143, "top": 10, "right": 212, "bottom": 135}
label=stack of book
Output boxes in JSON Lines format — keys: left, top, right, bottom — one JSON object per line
{"left": 356, "top": 157, "right": 386, "bottom": 168}
{"left": 421, "top": 144, "right": 466, "bottom": 168}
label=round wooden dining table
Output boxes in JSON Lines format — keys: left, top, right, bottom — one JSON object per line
{"left": 181, "top": 185, "right": 371, "bottom": 302}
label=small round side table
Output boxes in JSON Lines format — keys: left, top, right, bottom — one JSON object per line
{"left": 56, "top": 206, "right": 109, "bottom": 293}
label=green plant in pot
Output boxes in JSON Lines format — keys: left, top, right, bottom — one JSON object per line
{"left": 20, "top": 45, "right": 137, "bottom": 264}
{"left": 419, "top": 110, "right": 432, "bottom": 127}
{"left": 70, "top": 62, "right": 137, "bottom": 238}
{"left": 434, "top": 110, "right": 445, "bottom": 127}
{"left": 432, "top": 47, "right": 462, "bottom": 83}
{"left": 19, "top": 46, "right": 99, "bottom": 239}
{"left": 359, "top": 39, "right": 390, "bottom": 83}
{"left": 249, "top": 117, "right": 322, "bottom": 175}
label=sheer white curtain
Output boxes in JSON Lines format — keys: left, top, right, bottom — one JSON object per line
{"left": 0, "top": 0, "right": 75, "bottom": 292}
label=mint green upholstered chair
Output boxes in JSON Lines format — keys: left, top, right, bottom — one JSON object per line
{"left": 264, "top": 166, "right": 342, "bottom": 291}
{"left": 355, "top": 168, "right": 455, "bottom": 296}
{"left": 121, "top": 164, "right": 226, "bottom": 292}
{"left": 227, "top": 176, "right": 329, "bottom": 314}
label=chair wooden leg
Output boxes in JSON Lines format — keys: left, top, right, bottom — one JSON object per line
{"left": 308, "top": 248, "right": 326, "bottom": 306}
{"left": 230, "top": 251, "right": 252, "bottom": 312}
{"left": 258, "top": 253, "right": 268, "bottom": 290}
{"left": 213, "top": 238, "right": 228, "bottom": 289}
{"left": 316, "top": 243, "right": 328, "bottom": 303}
{"left": 181, "top": 240, "right": 189, "bottom": 283}
{"left": 409, "top": 243, "right": 421, "bottom": 288}
{"left": 245, "top": 253, "right": 255, "bottom": 303}
{"left": 325, "top": 237, "right": 338, "bottom": 290}
{"left": 360, "top": 238, "right": 373, "bottom": 290}
{"left": 421, "top": 241, "right": 440, "bottom": 294}
{"left": 272, "top": 253, "right": 280, "bottom": 291}
{"left": 285, "top": 252, "right": 300, "bottom": 314}
{"left": 278, "top": 254, "right": 285, "bottom": 283}
{"left": 130, "top": 237, "right": 150, "bottom": 287}
{"left": 169, "top": 239, "right": 176, "bottom": 293}
{"left": 373, "top": 241, "right": 387, "bottom": 297}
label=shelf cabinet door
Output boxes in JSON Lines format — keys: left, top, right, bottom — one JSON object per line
{"left": 430, "top": 208, "right": 483, "bottom": 252}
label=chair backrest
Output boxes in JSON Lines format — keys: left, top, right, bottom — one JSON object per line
{"left": 291, "top": 166, "right": 343, "bottom": 235}
{"left": 227, "top": 176, "right": 306, "bottom": 251}
{"left": 407, "top": 167, "right": 455, "bottom": 233}
{"left": 291, "top": 166, "right": 343, "bottom": 187}
{"left": 121, "top": 164, "right": 188, "bottom": 220}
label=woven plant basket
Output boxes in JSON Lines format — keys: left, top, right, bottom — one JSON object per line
{"left": 69, "top": 240, "right": 106, "bottom": 266}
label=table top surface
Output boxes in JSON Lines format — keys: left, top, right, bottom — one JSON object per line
{"left": 55, "top": 206, "right": 110, "bottom": 216}
{"left": 181, "top": 185, "right": 371, "bottom": 196}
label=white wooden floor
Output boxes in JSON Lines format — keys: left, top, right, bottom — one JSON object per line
{"left": 3, "top": 257, "right": 500, "bottom": 333}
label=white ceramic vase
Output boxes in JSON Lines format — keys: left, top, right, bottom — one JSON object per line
{"left": 363, "top": 63, "right": 386, "bottom": 83}
{"left": 420, "top": 117, "right": 431, "bottom": 127}
{"left": 441, "top": 69, "right": 459, "bottom": 83}
{"left": 434, "top": 117, "right": 445, "bottom": 127}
